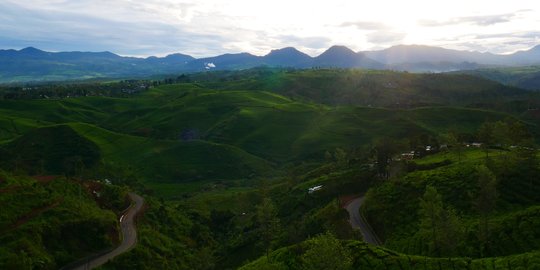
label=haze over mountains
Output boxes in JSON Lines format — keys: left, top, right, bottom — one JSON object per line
{"left": 1, "top": 44, "right": 540, "bottom": 83}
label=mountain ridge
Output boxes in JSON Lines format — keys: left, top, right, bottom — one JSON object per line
{"left": 1, "top": 44, "right": 540, "bottom": 83}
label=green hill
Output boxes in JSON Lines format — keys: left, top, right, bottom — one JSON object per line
{"left": 0, "top": 125, "right": 100, "bottom": 175}
{"left": 182, "top": 68, "right": 534, "bottom": 109}
{"left": 0, "top": 171, "right": 126, "bottom": 269}
{"left": 455, "top": 66, "right": 540, "bottom": 91}
{"left": 0, "top": 70, "right": 539, "bottom": 269}
{"left": 68, "top": 122, "right": 275, "bottom": 183}
{"left": 240, "top": 238, "right": 540, "bottom": 270}
{"left": 363, "top": 148, "right": 540, "bottom": 258}
{"left": 0, "top": 81, "right": 536, "bottom": 183}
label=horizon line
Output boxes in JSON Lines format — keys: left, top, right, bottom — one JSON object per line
{"left": 1, "top": 43, "right": 538, "bottom": 59}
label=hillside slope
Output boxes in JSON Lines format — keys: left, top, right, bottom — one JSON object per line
{"left": 0, "top": 172, "right": 126, "bottom": 269}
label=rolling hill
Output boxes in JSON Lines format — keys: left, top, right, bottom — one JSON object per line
{"left": 0, "top": 70, "right": 539, "bottom": 270}
{"left": 0, "top": 72, "right": 537, "bottom": 184}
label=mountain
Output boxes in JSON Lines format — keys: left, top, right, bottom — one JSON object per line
{"left": 454, "top": 66, "right": 540, "bottom": 90}
{"left": 185, "top": 52, "right": 261, "bottom": 71}
{"left": 16, "top": 46, "right": 51, "bottom": 57}
{"left": 2, "top": 44, "right": 540, "bottom": 83}
{"left": 262, "top": 47, "right": 313, "bottom": 68}
{"left": 314, "top": 45, "right": 384, "bottom": 69}
{"left": 390, "top": 61, "right": 482, "bottom": 73}
{"left": 144, "top": 53, "right": 194, "bottom": 65}
{"left": 364, "top": 45, "right": 500, "bottom": 65}
{"left": 509, "top": 45, "right": 540, "bottom": 65}
{"left": 363, "top": 44, "right": 540, "bottom": 68}
{"left": 0, "top": 48, "right": 190, "bottom": 81}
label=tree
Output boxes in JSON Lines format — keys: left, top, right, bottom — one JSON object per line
{"left": 373, "top": 137, "right": 401, "bottom": 179}
{"left": 418, "top": 186, "right": 464, "bottom": 257}
{"left": 325, "top": 148, "right": 349, "bottom": 168}
{"left": 478, "top": 122, "right": 495, "bottom": 160}
{"left": 440, "top": 130, "right": 462, "bottom": 162}
{"left": 333, "top": 148, "right": 348, "bottom": 168}
{"left": 506, "top": 119, "right": 532, "bottom": 146}
{"left": 301, "top": 232, "right": 352, "bottom": 270}
{"left": 418, "top": 186, "right": 444, "bottom": 256}
{"left": 256, "top": 198, "right": 281, "bottom": 259}
{"left": 438, "top": 207, "right": 464, "bottom": 256}
{"left": 475, "top": 165, "right": 497, "bottom": 257}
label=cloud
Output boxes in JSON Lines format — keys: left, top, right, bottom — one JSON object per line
{"left": 419, "top": 13, "right": 517, "bottom": 27}
{"left": 0, "top": 0, "right": 538, "bottom": 56}
{"left": 340, "top": 21, "right": 389, "bottom": 30}
{"left": 473, "top": 31, "right": 540, "bottom": 39}
{"left": 0, "top": 1, "right": 234, "bottom": 57}
{"left": 277, "top": 35, "right": 332, "bottom": 49}
{"left": 366, "top": 31, "right": 406, "bottom": 44}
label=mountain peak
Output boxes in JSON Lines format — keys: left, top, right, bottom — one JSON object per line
{"left": 528, "top": 45, "right": 540, "bottom": 52}
{"left": 263, "top": 47, "right": 312, "bottom": 67}
{"left": 20, "top": 46, "right": 42, "bottom": 52}
{"left": 265, "top": 47, "right": 310, "bottom": 58}
{"left": 19, "top": 47, "right": 47, "bottom": 55}
{"left": 267, "top": 47, "right": 301, "bottom": 54}
{"left": 322, "top": 45, "right": 356, "bottom": 55}
{"left": 315, "top": 45, "right": 383, "bottom": 68}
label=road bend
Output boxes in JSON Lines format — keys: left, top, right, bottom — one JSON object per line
{"left": 71, "top": 192, "right": 144, "bottom": 270}
{"left": 345, "top": 196, "right": 382, "bottom": 246}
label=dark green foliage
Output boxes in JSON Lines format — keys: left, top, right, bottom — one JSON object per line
{"left": 101, "top": 197, "right": 218, "bottom": 270}
{"left": 0, "top": 73, "right": 538, "bottom": 269}
{"left": 456, "top": 66, "right": 540, "bottom": 90}
{"left": 0, "top": 125, "right": 100, "bottom": 175}
{"left": 418, "top": 186, "right": 445, "bottom": 256}
{"left": 363, "top": 141, "right": 540, "bottom": 258}
{"left": 301, "top": 232, "right": 352, "bottom": 270}
{"left": 188, "top": 68, "right": 537, "bottom": 109}
{"left": 0, "top": 172, "right": 121, "bottom": 269}
{"left": 417, "top": 186, "right": 464, "bottom": 257}
{"left": 475, "top": 166, "right": 497, "bottom": 257}
{"left": 241, "top": 238, "right": 540, "bottom": 270}
{"left": 256, "top": 198, "right": 281, "bottom": 259}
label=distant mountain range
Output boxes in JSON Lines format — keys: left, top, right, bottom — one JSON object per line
{"left": 1, "top": 44, "right": 540, "bottom": 83}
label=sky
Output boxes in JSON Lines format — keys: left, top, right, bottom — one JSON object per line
{"left": 0, "top": 0, "right": 539, "bottom": 57}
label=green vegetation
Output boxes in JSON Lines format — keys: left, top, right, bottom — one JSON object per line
{"left": 363, "top": 132, "right": 540, "bottom": 258}
{"left": 241, "top": 237, "right": 540, "bottom": 270}
{"left": 1, "top": 125, "right": 100, "bottom": 175}
{"left": 0, "top": 69, "right": 539, "bottom": 269}
{"left": 456, "top": 66, "right": 540, "bottom": 90}
{"left": 0, "top": 171, "right": 126, "bottom": 269}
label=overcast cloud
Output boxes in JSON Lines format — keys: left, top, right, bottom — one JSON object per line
{"left": 0, "top": 0, "right": 539, "bottom": 57}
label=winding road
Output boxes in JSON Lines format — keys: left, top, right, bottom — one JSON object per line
{"left": 345, "top": 196, "right": 382, "bottom": 245}
{"left": 70, "top": 192, "right": 144, "bottom": 270}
